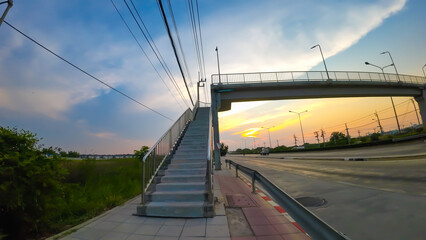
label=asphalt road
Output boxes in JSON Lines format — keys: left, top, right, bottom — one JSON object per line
{"left": 224, "top": 142, "right": 426, "bottom": 240}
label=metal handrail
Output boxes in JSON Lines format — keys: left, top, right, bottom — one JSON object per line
{"left": 206, "top": 107, "right": 213, "bottom": 203}
{"left": 225, "top": 159, "right": 351, "bottom": 240}
{"left": 211, "top": 70, "right": 426, "bottom": 85}
{"left": 140, "top": 105, "right": 198, "bottom": 204}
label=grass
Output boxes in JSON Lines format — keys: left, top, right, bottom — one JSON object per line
{"left": 47, "top": 158, "right": 141, "bottom": 236}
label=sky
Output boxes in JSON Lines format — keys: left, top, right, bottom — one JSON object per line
{"left": 0, "top": 0, "right": 425, "bottom": 153}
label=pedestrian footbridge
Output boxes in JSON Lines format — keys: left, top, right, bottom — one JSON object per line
{"left": 136, "top": 70, "right": 425, "bottom": 221}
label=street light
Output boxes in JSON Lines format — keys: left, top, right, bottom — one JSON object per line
{"left": 311, "top": 44, "right": 330, "bottom": 80}
{"left": 365, "top": 61, "right": 401, "bottom": 133}
{"left": 380, "top": 51, "right": 401, "bottom": 83}
{"left": 364, "top": 62, "right": 394, "bottom": 81}
{"left": 215, "top": 46, "right": 221, "bottom": 84}
{"left": 289, "top": 110, "right": 308, "bottom": 145}
{"left": 260, "top": 126, "right": 273, "bottom": 148}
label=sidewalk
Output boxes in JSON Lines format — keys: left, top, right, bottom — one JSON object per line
{"left": 55, "top": 161, "right": 309, "bottom": 240}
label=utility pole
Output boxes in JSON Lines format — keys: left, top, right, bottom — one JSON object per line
{"left": 320, "top": 129, "right": 325, "bottom": 146}
{"left": 0, "top": 0, "right": 13, "bottom": 27}
{"left": 314, "top": 131, "right": 320, "bottom": 144}
{"left": 374, "top": 111, "right": 384, "bottom": 134}
{"left": 293, "top": 134, "right": 298, "bottom": 146}
{"left": 358, "top": 130, "right": 361, "bottom": 138}
{"left": 345, "top": 123, "right": 351, "bottom": 144}
{"left": 410, "top": 99, "right": 421, "bottom": 126}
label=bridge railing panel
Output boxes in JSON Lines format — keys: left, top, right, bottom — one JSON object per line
{"left": 211, "top": 71, "right": 426, "bottom": 85}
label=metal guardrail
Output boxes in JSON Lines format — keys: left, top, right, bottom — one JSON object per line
{"left": 140, "top": 105, "right": 198, "bottom": 204}
{"left": 212, "top": 71, "right": 426, "bottom": 85}
{"left": 225, "top": 159, "right": 351, "bottom": 240}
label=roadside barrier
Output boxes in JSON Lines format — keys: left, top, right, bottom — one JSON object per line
{"left": 225, "top": 159, "right": 351, "bottom": 240}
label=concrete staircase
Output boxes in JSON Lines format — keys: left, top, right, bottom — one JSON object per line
{"left": 137, "top": 107, "right": 214, "bottom": 217}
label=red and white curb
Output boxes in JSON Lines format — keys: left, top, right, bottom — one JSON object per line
{"left": 239, "top": 176, "right": 310, "bottom": 236}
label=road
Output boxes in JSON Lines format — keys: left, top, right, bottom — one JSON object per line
{"left": 224, "top": 141, "right": 426, "bottom": 240}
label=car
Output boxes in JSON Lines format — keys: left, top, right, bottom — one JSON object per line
{"left": 260, "top": 147, "right": 269, "bottom": 155}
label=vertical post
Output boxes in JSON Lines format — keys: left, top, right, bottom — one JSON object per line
{"left": 345, "top": 123, "right": 351, "bottom": 144}
{"left": 390, "top": 97, "right": 401, "bottom": 133}
{"left": 0, "top": 0, "right": 13, "bottom": 27}
{"left": 141, "top": 159, "right": 145, "bottom": 204}
{"left": 374, "top": 111, "right": 384, "bottom": 134}
{"left": 215, "top": 47, "right": 221, "bottom": 84}
{"left": 235, "top": 165, "right": 239, "bottom": 178}
{"left": 251, "top": 172, "right": 256, "bottom": 193}
{"left": 411, "top": 99, "right": 421, "bottom": 126}
{"left": 211, "top": 91, "right": 222, "bottom": 170}
{"left": 414, "top": 90, "right": 426, "bottom": 130}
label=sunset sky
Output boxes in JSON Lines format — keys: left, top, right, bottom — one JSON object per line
{"left": 0, "top": 0, "right": 425, "bottom": 153}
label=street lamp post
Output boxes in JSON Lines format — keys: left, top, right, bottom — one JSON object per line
{"left": 422, "top": 64, "right": 426, "bottom": 78}
{"left": 0, "top": 0, "right": 13, "bottom": 27}
{"left": 365, "top": 61, "right": 401, "bottom": 133}
{"left": 215, "top": 46, "right": 221, "bottom": 84}
{"left": 381, "top": 51, "right": 401, "bottom": 83}
{"left": 261, "top": 126, "right": 273, "bottom": 148}
{"left": 311, "top": 44, "right": 330, "bottom": 80}
{"left": 289, "top": 110, "right": 308, "bottom": 145}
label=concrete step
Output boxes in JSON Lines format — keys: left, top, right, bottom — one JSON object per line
{"left": 170, "top": 159, "right": 207, "bottom": 164}
{"left": 148, "top": 190, "right": 208, "bottom": 202}
{"left": 164, "top": 168, "right": 206, "bottom": 175}
{"left": 160, "top": 174, "right": 206, "bottom": 182}
{"left": 137, "top": 201, "right": 213, "bottom": 217}
{"left": 156, "top": 182, "right": 206, "bottom": 191}
{"left": 167, "top": 162, "right": 207, "bottom": 169}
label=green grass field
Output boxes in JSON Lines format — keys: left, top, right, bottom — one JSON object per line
{"left": 50, "top": 158, "right": 141, "bottom": 235}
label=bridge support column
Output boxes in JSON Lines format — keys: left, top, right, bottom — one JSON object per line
{"left": 414, "top": 89, "right": 426, "bottom": 129}
{"left": 211, "top": 91, "right": 222, "bottom": 170}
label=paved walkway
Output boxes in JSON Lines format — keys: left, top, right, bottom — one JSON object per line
{"left": 55, "top": 161, "right": 309, "bottom": 240}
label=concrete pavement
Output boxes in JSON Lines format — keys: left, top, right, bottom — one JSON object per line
{"left": 53, "top": 161, "right": 308, "bottom": 240}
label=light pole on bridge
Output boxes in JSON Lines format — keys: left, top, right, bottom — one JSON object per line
{"left": 311, "top": 44, "right": 330, "bottom": 81}
{"left": 365, "top": 61, "right": 401, "bottom": 133}
{"left": 289, "top": 110, "right": 308, "bottom": 145}
{"left": 381, "top": 51, "right": 401, "bottom": 83}
{"left": 215, "top": 46, "right": 221, "bottom": 84}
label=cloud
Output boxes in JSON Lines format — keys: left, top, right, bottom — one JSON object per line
{"left": 90, "top": 132, "right": 116, "bottom": 139}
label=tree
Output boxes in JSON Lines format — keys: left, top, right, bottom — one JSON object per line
{"left": 134, "top": 146, "right": 149, "bottom": 160}
{"left": 220, "top": 142, "right": 228, "bottom": 156}
{"left": 330, "top": 131, "right": 346, "bottom": 142}
{"left": 0, "top": 127, "right": 66, "bottom": 239}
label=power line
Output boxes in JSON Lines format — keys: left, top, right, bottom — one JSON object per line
{"left": 3, "top": 20, "right": 174, "bottom": 121}
{"left": 110, "top": 0, "right": 184, "bottom": 111}
{"left": 123, "top": 0, "right": 191, "bottom": 108}
{"left": 157, "top": 0, "right": 195, "bottom": 106}
{"left": 165, "top": 0, "right": 194, "bottom": 88}
{"left": 195, "top": 0, "right": 207, "bottom": 79}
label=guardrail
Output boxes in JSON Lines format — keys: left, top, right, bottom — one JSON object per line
{"left": 140, "top": 105, "right": 197, "bottom": 204}
{"left": 212, "top": 71, "right": 426, "bottom": 85}
{"left": 225, "top": 159, "right": 351, "bottom": 240}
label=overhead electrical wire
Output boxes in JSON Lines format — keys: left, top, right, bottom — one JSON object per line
{"left": 110, "top": 0, "right": 184, "bottom": 111}
{"left": 123, "top": 0, "right": 191, "bottom": 108}
{"left": 165, "top": 0, "right": 194, "bottom": 88}
{"left": 195, "top": 0, "right": 207, "bottom": 80}
{"left": 157, "top": 0, "right": 195, "bottom": 106}
{"left": 3, "top": 20, "right": 174, "bottom": 121}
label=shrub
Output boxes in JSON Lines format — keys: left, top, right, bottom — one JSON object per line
{"left": 0, "top": 127, "right": 66, "bottom": 239}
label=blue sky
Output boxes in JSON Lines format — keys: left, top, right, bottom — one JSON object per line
{"left": 0, "top": 0, "right": 425, "bottom": 153}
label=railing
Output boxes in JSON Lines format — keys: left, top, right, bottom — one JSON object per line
{"left": 212, "top": 71, "right": 426, "bottom": 85}
{"left": 206, "top": 107, "right": 214, "bottom": 203}
{"left": 225, "top": 159, "right": 351, "bottom": 240}
{"left": 140, "top": 105, "right": 197, "bottom": 204}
